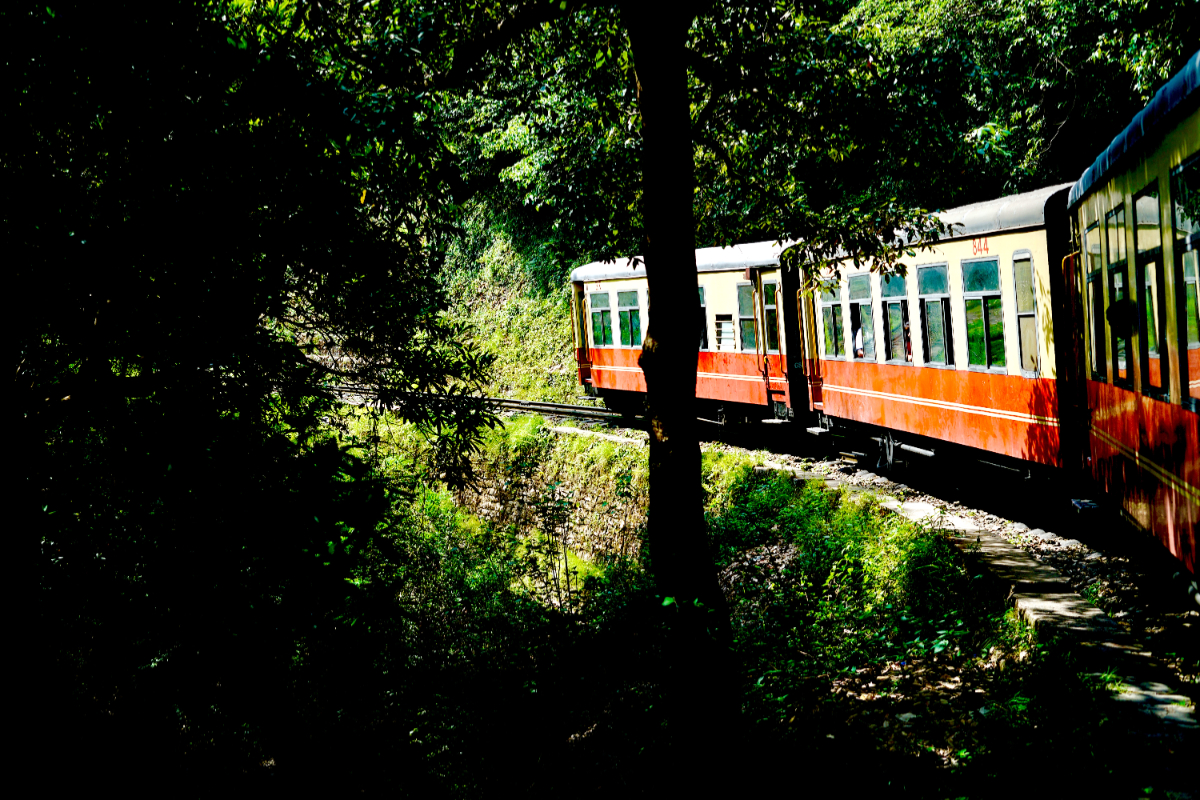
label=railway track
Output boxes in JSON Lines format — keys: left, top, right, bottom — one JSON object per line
{"left": 326, "top": 385, "right": 631, "bottom": 423}
{"left": 489, "top": 397, "right": 631, "bottom": 421}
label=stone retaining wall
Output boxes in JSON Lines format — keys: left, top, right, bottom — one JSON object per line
{"left": 454, "top": 438, "right": 648, "bottom": 563}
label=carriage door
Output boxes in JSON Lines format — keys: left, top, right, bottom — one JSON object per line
{"left": 573, "top": 282, "right": 592, "bottom": 384}
{"left": 779, "top": 259, "right": 818, "bottom": 414}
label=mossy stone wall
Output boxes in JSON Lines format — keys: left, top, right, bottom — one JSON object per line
{"left": 455, "top": 423, "right": 649, "bottom": 562}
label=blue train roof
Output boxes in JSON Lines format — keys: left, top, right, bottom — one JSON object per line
{"left": 1068, "top": 49, "right": 1200, "bottom": 209}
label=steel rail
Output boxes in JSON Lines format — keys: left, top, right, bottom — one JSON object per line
{"left": 322, "top": 385, "right": 631, "bottom": 422}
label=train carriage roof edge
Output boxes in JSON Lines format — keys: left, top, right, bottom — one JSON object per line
{"left": 570, "top": 184, "right": 1071, "bottom": 282}
{"left": 1068, "top": 49, "right": 1200, "bottom": 209}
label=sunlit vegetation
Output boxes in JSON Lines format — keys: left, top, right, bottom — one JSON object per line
{"left": 20, "top": 0, "right": 1194, "bottom": 791}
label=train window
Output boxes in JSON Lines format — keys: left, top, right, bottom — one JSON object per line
{"left": 1172, "top": 155, "right": 1200, "bottom": 408}
{"left": 1134, "top": 183, "right": 1167, "bottom": 395}
{"left": 1085, "top": 222, "right": 1107, "bottom": 380}
{"left": 617, "top": 291, "right": 642, "bottom": 347}
{"left": 847, "top": 275, "right": 875, "bottom": 359}
{"left": 962, "top": 259, "right": 1005, "bottom": 370}
{"left": 763, "top": 282, "right": 781, "bottom": 353}
{"left": 738, "top": 283, "right": 757, "bottom": 351}
{"left": 918, "top": 265, "right": 953, "bottom": 366}
{"left": 715, "top": 314, "right": 736, "bottom": 351}
{"left": 1106, "top": 206, "right": 1131, "bottom": 385}
{"left": 590, "top": 293, "right": 613, "bottom": 346}
{"left": 698, "top": 286, "right": 709, "bottom": 351}
{"left": 819, "top": 285, "right": 845, "bottom": 358}
{"left": 1013, "top": 257, "right": 1038, "bottom": 374}
{"left": 880, "top": 275, "right": 910, "bottom": 362}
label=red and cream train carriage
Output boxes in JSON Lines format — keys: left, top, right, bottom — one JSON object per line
{"left": 807, "top": 183, "right": 1076, "bottom": 471}
{"left": 1068, "top": 50, "right": 1199, "bottom": 572}
{"left": 569, "top": 51, "right": 1199, "bottom": 575}
{"left": 571, "top": 241, "right": 797, "bottom": 419}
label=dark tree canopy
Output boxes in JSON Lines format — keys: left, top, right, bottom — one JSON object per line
{"left": 14, "top": 0, "right": 1193, "bottom": 791}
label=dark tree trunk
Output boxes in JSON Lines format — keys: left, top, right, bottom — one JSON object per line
{"left": 626, "top": 8, "right": 738, "bottom": 779}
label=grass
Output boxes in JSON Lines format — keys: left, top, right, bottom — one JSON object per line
{"left": 703, "top": 468, "right": 1193, "bottom": 796}
{"left": 309, "top": 412, "right": 1192, "bottom": 796}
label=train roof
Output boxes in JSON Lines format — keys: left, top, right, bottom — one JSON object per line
{"left": 1068, "top": 49, "right": 1200, "bottom": 209}
{"left": 936, "top": 183, "right": 1072, "bottom": 240}
{"left": 571, "top": 240, "right": 787, "bottom": 282}
{"left": 569, "top": 185, "right": 1070, "bottom": 282}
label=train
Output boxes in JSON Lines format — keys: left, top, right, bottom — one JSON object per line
{"left": 570, "top": 50, "right": 1199, "bottom": 575}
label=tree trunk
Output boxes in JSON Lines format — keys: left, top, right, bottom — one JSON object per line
{"left": 626, "top": 8, "right": 738, "bottom": 780}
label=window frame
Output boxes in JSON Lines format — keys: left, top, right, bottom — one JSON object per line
{"left": 1011, "top": 249, "right": 1040, "bottom": 377}
{"left": 847, "top": 274, "right": 875, "bottom": 361}
{"left": 589, "top": 291, "right": 613, "bottom": 347}
{"left": 1106, "top": 204, "right": 1133, "bottom": 388}
{"left": 616, "top": 289, "right": 643, "bottom": 349}
{"left": 762, "top": 280, "right": 781, "bottom": 354}
{"left": 1171, "top": 153, "right": 1200, "bottom": 411}
{"left": 698, "top": 285, "right": 709, "bottom": 352}
{"left": 818, "top": 282, "right": 846, "bottom": 359}
{"left": 1084, "top": 220, "right": 1108, "bottom": 382}
{"left": 715, "top": 313, "right": 736, "bottom": 352}
{"left": 879, "top": 274, "right": 911, "bottom": 365}
{"left": 916, "top": 263, "right": 954, "bottom": 369}
{"left": 737, "top": 281, "right": 758, "bottom": 353}
{"left": 1133, "top": 181, "right": 1169, "bottom": 399}
{"left": 960, "top": 255, "right": 1007, "bottom": 373}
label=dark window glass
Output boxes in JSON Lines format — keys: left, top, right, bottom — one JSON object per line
{"left": 1107, "top": 205, "right": 1130, "bottom": 385}
{"left": 963, "top": 259, "right": 1000, "bottom": 292}
{"left": 1107, "top": 206, "right": 1127, "bottom": 263}
{"left": 763, "top": 282, "right": 780, "bottom": 352}
{"left": 962, "top": 259, "right": 1004, "bottom": 369}
{"left": 1088, "top": 275, "right": 1106, "bottom": 379}
{"left": 885, "top": 301, "right": 910, "bottom": 362}
{"left": 918, "top": 265, "right": 952, "bottom": 367}
{"left": 966, "top": 298, "right": 985, "bottom": 366}
{"left": 986, "top": 296, "right": 1006, "bottom": 366}
{"left": 738, "top": 284, "right": 756, "bottom": 351}
{"left": 822, "top": 305, "right": 844, "bottom": 357}
{"left": 1172, "top": 156, "right": 1200, "bottom": 406}
{"left": 1085, "top": 222, "right": 1106, "bottom": 380}
{"left": 1014, "top": 257, "right": 1037, "bottom": 373}
{"left": 1186, "top": 272, "right": 1199, "bottom": 343}
{"left": 964, "top": 296, "right": 1006, "bottom": 369}
{"left": 1135, "top": 183, "right": 1161, "bottom": 253}
{"left": 1134, "top": 182, "right": 1166, "bottom": 393}
{"left": 590, "top": 293, "right": 613, "bottom": 346}
{"left": 881, "top": 274, "right": 906, "bottom": 298}
{"left": 846, "top": 275, "right": 873, "bottom": 360}
{"left": 1085, "top": 222, "right": 1104, "bottom": 274}
{"left": 618, "top": 291, "right": 641, "bottom": 347}
{"left": 918, "top": 265, "right": 949, "bottom": 295}
{"left": 857, "top": 304, "right": 875, "bottom": 359}
{"left": 698, "top": 287, "right": 708, "bottom": 350}
{"left": 925, "top": 299, "right": 948, "bottom": 364}
{"left": 1109, "top": 267, "right": 1128, "bottom": 382}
